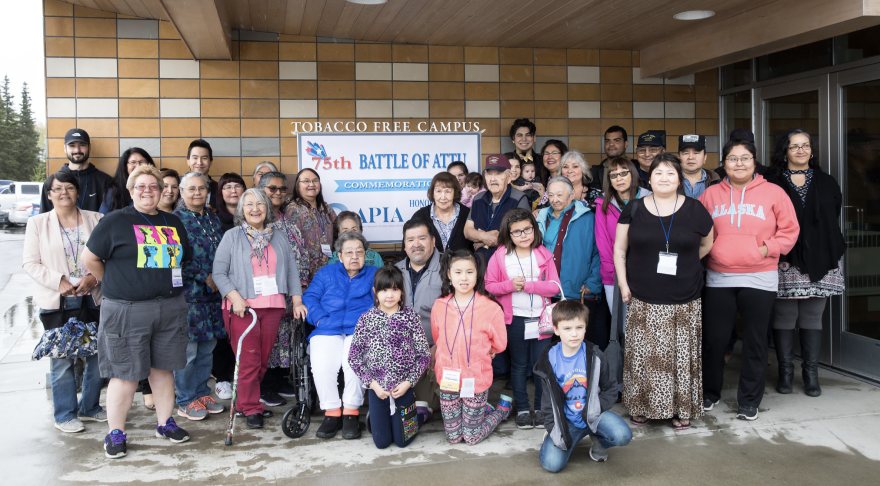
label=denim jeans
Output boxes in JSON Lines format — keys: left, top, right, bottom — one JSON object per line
{"left": 540, "top": 411, "right": 633, "bottom": 473}
{"left": 509, "top": 316, "right": 552, "bottom": 412}
{"left": 50, "top": 353, "right": 103, "bottom": 423}
{"left": 173, "top": 339, "right": 217, "bottom": 407}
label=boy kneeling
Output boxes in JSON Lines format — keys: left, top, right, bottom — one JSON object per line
{"left": 534, "top": 300, "right": 632, "bottom": 472}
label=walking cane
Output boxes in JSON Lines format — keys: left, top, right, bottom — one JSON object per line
{"left": 225, "top": 306, "right": 258, "bottom": 446}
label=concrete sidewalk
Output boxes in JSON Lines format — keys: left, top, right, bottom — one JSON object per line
{"left": 1, "top": 276, "right": 879, "bottom": 485}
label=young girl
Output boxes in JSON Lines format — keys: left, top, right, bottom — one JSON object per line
{"left": 431, "top": 250, "right": 511, "bottom": 445}
{"left": 460, "top": 173, "right": 486, "bottom": 208}
{"left": 485, "top": 209, "right": 561, "bottom": 429}
{"left": 348, "top": 266, "right": 431, "bottom": 449}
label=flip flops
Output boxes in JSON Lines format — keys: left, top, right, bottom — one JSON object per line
{"left": 629, "top": 416, "right": 650, "bottom": 426}
{"left": 671, "top": 418, "right": 691, "bottom": 430}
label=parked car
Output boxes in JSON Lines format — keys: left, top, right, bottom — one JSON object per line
{"left": 0, "top": 180, "right": 13, "bottom": 193}
{"left": 0, "top": 181, "right": 43, "bottom": 225}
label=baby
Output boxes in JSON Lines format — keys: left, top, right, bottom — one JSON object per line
{"left": 460, "top": 173, "right": 486, "bottom": 208}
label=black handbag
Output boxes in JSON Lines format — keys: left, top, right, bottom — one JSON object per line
{"left": 39, "top": 294, "right": 100, "bottom": 331}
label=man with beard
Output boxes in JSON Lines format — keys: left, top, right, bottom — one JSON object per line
{"left": 589, "top": 126, "right": 630, "bottom": 190}
{"left": 633, "top": 130, "right": 666, "bottom": 190}
{"left": 40, "top": 129, "right": 113, "bottom": 213}
{"left": 395, "top": 218, "right": 444, "bottom": 419}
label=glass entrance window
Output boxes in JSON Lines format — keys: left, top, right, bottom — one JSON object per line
{"left": 764, "top": 91, "right": 820, "bottom": 164}
{"left": 723, "top": 91, "right": 751, "bottom": 136}
{"left": 843, "top": 79, "right": 880, "bottom": 341}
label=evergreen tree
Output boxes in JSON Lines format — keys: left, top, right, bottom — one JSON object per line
{"left": 0, "top": 76, "right": 18, "bottom": 180}
{"left": 17, "top": 83, "right": 42, "bottom": 181}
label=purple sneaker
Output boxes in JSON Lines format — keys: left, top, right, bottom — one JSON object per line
{"left": 497, "top": 395, "right": 513, "bottom": 420}
{"left": 156, "top": 417, "right": 190, "bottom": 444}
{"left": 416, "top": 401, "right": 432, "bottom": 423}
{"left": 104, "top": 429, "right": 127, "bottom": 459}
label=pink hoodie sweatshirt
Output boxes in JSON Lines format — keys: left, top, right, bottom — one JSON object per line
{"left": 485, "top": 245, "right": 561, "bottom": 340}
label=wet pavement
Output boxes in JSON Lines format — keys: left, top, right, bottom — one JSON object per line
{"left": 1, "top": 230, "right": 879, "bottom": 484}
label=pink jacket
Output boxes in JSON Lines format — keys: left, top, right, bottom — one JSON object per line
{"left": 595, "top": 189, "right": 650, "bottom": 285}
{"left": 432, "top": 293, "right": 506, "bottom": 394}
{"left": 485, "top": 246, "right": 561, "bottom": 341}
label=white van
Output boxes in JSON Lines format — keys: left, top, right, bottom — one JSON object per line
{"left": 0, "top": 181, "right": 43, "bottom": 225}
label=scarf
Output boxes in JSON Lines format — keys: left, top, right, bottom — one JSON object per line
{"left": 241, "top": 222, "right": 273, "bottom": 260}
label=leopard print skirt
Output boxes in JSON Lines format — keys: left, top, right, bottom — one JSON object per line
{"left": 623, "top": 296, "right": 703, "bottom": 420}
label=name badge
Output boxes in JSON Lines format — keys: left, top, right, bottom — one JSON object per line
{"left": 261, "top": 275, "right": 279, "bottom": 296}
{"left": 460, "top": 377, "right": 476, "bottom": 398}
{"left": 657, "top": 252, "right": 678, "bottom": 276}
{"left": 171, "top": 268, "right": 183, "bottom": 287}
{"left": 524, "top": 319, "right": 540, "bottom": 340}
{"left": 253, "top": 276, "right": 262, "bottom": 294}
{"left": 439, "top": 368, "right": 461, "bottom": 393}
{"left": 321, "top": 244, "right": 333, "bottom": 257}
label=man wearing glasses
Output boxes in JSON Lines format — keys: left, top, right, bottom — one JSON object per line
{"left": 634, "top": 130, "right": 665, "bottom": 189}
{"left": 680, "top": 134, "right": 721, "bottom": 198}
{"left": 590, "top": 126, "right": 630, "bottom": 190}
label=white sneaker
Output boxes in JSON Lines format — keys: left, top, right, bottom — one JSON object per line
{"left": 215, "top": 381, "right": 233, "bottom": 400}
{"left": 55, "top": 418, "right": 85, "bottom": 433}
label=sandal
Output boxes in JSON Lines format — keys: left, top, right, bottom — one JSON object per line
{"left": 671, "top": 418, "right": 691, "bottom": 430}
{"left": 630, "top": 415, "right": 650, "bottom": 426}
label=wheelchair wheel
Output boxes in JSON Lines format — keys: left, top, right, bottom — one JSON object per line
{"left": 281, "top": 402, "right": 310, "bottom": 439}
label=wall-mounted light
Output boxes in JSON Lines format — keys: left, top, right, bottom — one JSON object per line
{"left": 673, "top": 10, "right": 715, "bottom": 20}
{"left": 346, "top": 0, "right": 388, "bottom": 4}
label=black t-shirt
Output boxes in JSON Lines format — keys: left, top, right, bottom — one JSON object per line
{"left": 619, "top": 196, "right": 713, "bottom": 305}
{"left": 87, "top": 206, "right": 192, "bottom": 301}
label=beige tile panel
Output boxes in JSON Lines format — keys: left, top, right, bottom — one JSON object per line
{"left": 75, "top": 18, "right": 116, "bottom": 37}
{"left": 200, "top": 80, "right": 239, "bottom": 98}
{"left": 569, "top": 119, "right": 602, "bottom": 136}
{"left": 535, "top": 66, "right": 566, "bottom": 84}
{"left": 465, "top": 83, "right": 499, "bottom": 101}
{"left": 201, "top": 118, "right": 241, "bottom": 137}
{"left": 46, "top": 17, "right": 74, "bottom": 37}
{"left": 500, "top": 101, "right": 533, "bottom": 118}
{"left": 119, "top": 99, "right": 160, "bottom": 118}
{"left": 665, "top": 119, "right": 696, "bottom": 136}
{"left": 280, "top": 138, "right": 298, "bottom": 156}
{"left": 430, "top": 101, "right": 464, "bottom": 118}
{"left": 240, "top": 42, "right": 278, "bottom": 61}
{"left": 600, "top": 50, "right": 632, "bottom": 67}
{"left": 73, "top": 5, "right": 114, "bottom": 17}
{"left": 696, "top": 85, "right": 718, "bottom": 102}
{"left": 318, "top": 62, "right": 355, "bottom": 80}
{"left": 429, "top": 64, "right": 463, "bottom": 82}
{"left": 241, "top": 99, "right": 280, "bottom": 118}
{"left": 534, "top": 83, "right": 567, "bottom": 101}
{"left": 567, "top": 49, "right": 600, "bottom": 66}
{"left": 118, "top": 59, "right": 158, "bottom": 78}
{"left": 242, "top": 118, "right": 280, "bottom": 137}
{"left": 429, "top": 82, "right": 463, "bottom": 100}
{"left": 466, "top": 101, "right": 499, "bottom": 118}
{"left": 279, "top": 43, "right": 316, "bottom": 61}
{"left": 500, "top": 65, "right": 533, "bottom": 83}
{"left": 429, "top": 46, "right": 463, "bottom": 64}
{"left": 118, "top": 39, "right": 158, "bottom": 59}
{"left": 160, "top": 79, "right": 200, "bottom": 98}
{"left": 356, "top": 81, "right": 392, "bottom": 99}
{"left": 159, "top": 40, "right": 191, "bottom": 59}
{"left": 241, "top": 80, "right": 278, "bottom": 98}
{"left": 568, "top": 84, "right": 601, "bottom": 101}
{"left": 119, "top": 118, "right": 160, "bottom": 138}
{"left": 241, "top": 61, "right": 279, "bottom": 80}
{"left": 481, "top": 137, "right": 500, "bottom": 153}
{"left": 632, "top": 51, "right": 640, "bottom": 67}
{"left": 393, "top": 45, "right": 428, "bottom": 63}
{"left": 45, "top": 0, "right": 73, "bottom": 16}
{"left": 46, "top": 37, "right": 74, "bottom": 57}
{"left": 47, "top": 118, "right": 76, "bottom": 137}
{"left": 499, "top": 48, "right": 531, "bottom": 65}
{"left": 239, "top": 157, "right": 276, "bottom": 176}
{"left": 201, "top": 99, "right": 240, "bottom": 118}
{"left": 317, "top": 43, "right": 354, "bottom": 62}
{"left": 601, "top": 102, "right": 633, "bottom": 118}
{"left": 696, "top": 102, "right": 718, "bottom": 118}
{"left": 534, "top": 49, "right": 566, "bottom": 66}
{"left": 158, "top": 21, "right": 179, "bottom": 40}
{"left": 75, "top": 38, "right": 116, "bottom": 57}
{"left": 200, "top": 61, "right": 239, "bottom": 79}
{"left": 535, "top": 101, "right": 567, "bottom": 119}
{"left": 75, "top": 119, "right": 118, "bottom": 138}
{"left": 600, "top": 67, "right": 631, "bottom": 84}
{"left": 393, "top": 82, "right": 428, "bottom": 99}
{"left": 665, "top": 85, "right": 695, "bottom": 102}
{"left": 162, "top": 138, "right": 194, "bottom": 158}
{"left": 46, "top": 78, "right": 76, "bottom": 98}
{"left": 568, "top": 101, "right": 601, "bottom": 119}
{"left": 633, "top": 85, "right": 663, "bottom": 102}
{"left": 355, "top": 44, "right": 392, "bottom": 62}
{"left": 569, "top": 136, "right": 602, "bottom": 154}
{"left": 464, "top": 47, "right": 498, "bottom": 64}
{"left": 160, "top": 118, "right": 200, "bottom": 138}
{"left": 355, "top": 62, "right": 392, "bottom": 81}
{"left": 695, "top": 69, "right": 718, "bottom": 86}
{"left": 633, "top": 119, "right": 664, "bottom": 135}
{"left": 76, "top": 78, "right": 119, "bottom": 98}
{"left": 319, "top": 100, "right": 356, "bottom": 118}
{"left": 86, "top": 138, "right": 120, "bottom": 158}
{"left": 468, "top": 118, "right": 499, "bottom": 136}
{"left": 601, "top": 85, "right": 633, "bottom": 101}
{"left": 318, "top": 81, "right": 355, "bottom": 99}
{"left": 280, "top": 81, "right": 318, "bottom": 98}
{"left": 601, "top": 119, "right": 634, "bottom": 137}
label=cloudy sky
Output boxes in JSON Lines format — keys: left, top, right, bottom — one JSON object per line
{"left": 2, "top": 1, "right": 46, "bottom": 124}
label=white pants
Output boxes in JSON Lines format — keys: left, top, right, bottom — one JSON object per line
{"left": 604, "top": 284, "right": 626, "bottom": 337}
{"left": 310, "top": 334, "right": 364, "bottom": 411}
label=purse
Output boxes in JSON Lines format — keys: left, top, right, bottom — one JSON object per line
{"left": 537, "top": 280, "right": 565, "bottom": 336}
{"left": 32, "top": 317, "right": 98, "bottom": 360}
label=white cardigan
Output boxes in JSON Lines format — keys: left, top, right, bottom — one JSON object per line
{"left": 22, "top": 209, "right": 103, "bottom": 310}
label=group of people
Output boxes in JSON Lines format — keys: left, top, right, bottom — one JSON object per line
{"left": 21, "top": 118, "right": 845, "bottom": 472}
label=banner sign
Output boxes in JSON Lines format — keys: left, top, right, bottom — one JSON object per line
{"left": 297, "top": 132, "right": 481, "bottom": 243}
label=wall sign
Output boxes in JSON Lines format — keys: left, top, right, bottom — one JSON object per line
{"left": 291, "top": 121, "right": 483, "bottom": 133}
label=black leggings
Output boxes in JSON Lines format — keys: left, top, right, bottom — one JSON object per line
{"left": 702, "top": 286, "right": 776, "bottom": 408}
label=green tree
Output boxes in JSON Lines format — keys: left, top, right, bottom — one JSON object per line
{"left": 17, "top": 83, "right": 42, "bottom": 181}
{"left": 0, "top": 76, "right": 18, "bottom": 180}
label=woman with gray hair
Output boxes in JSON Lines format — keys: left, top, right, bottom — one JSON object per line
{"left": 252, "top": 161, "right": 278, "bottom": 188}
{"left": 534, "top": 150, "right": 603, "bottom": 212}
{"left": 212, "top": 188, "right": 306, "bottom": 430}
{"left": 302, "top": 230, "right": 377, "bottom": 440}
{"left": 170, "top": 172, "right": 227, "bottom": 420}
{"left": 326, "top": 211, "right": 384, "bottom": 267}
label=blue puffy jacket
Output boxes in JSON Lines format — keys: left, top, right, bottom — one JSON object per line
{"left": 303, "top": 262, "right": 377, "bottom": 340}
{"left": 536, "top": 200, "right": 602, "bottom": 300}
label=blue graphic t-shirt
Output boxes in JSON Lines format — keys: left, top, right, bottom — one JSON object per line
{"left": 548, "top": 342, "right": 589, "bottom": 429}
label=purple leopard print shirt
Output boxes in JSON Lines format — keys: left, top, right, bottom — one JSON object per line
{"left": 348, "top": 306, "right": 431, "bottom": 392}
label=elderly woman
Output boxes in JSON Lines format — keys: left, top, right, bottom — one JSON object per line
{"left": 23, "top": 172, "right": 105, "bottom": 433}
{"left": 257, "top": 171, "right": 311, "bottom": 406}
{"left": 212, "top": 189, "right": 306, "bottom": 430}
{"left": 99, "top": 148, "right": 156, "bottom": 214}
{"left": 411, "top": 172, "right": 471, "bottom": 254}
{"left": 303, "top": 231, "right": 378, "bottom": 440}
{"left": 327, "top": 211, "right": 384, "bottom": 267}
{"left": 82, "top": 165, "right": 193, "bottom": 458}
{"left": 614, "top": 154, "right": 714, "bottom": 430}
{"left": 536, "top": 151, "right": 603, "bottom": 212}
{"left": 252, "top": 161, "right": 278, "bottom": 188}
{"left": 536, "top": 177, "right": 602, "bottom": 342}
{"left": 287, "top": 168, "right": 337, "bottom": 283}
{"left": 169, "top": 172, "right": 227, "bottom": 420}
{"left": 216, "top": 173, "right": 246, "bottom": 232}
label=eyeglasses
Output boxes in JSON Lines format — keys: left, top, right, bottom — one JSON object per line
{"left": 265, "top": 185, "right": 287, "bottom": 193}
{"left": 50, "top": 186, "right": 76, "bottom": 194}
{"left": 299, "top": 179, "right": 320, "bottom": 186}
{"left": 342, "top": 249, "right": 365, "bottom": 258}
{"left": 542, "top": 151, "right": 561, "bottom": 157}
{"left": 789, "top": 143, "right": 811, "bottom": 152}
{"left": 243, "top": 202, "right": 268, "bottom": 209}
{"left": 725, "top": 156, "right": 754, "bottom": 164}
{"left": 608, "top": 170, "right": 631, "bottom": 180}
{"left": 637, "top": 147, "right": 662, "bottom": 155}
{"left": 510, "top": 227, "right": 534, "bottom": 237}
{"left": 184, "top": 186, "right": 207, "bottom": 193}
{"left": 222, "top": 183, "right": 244, "bottom": 191}
{"left": 134, "top": 184, "right": 160, "bottom": 192}
{"left": 127, "top": 160, "right": 150, "bottom": 167}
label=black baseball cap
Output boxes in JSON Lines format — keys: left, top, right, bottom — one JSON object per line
{"left": 729, "top": 128, "right": 755, "bottom": 143}
{"left": 64, "top": 128, "right": 90, "bottom": 145}
{"left": 678, "top": 134, "right": 706, "bottom": 152}
{"left": 637, "top": 130, "right": 666, "bottom": 148}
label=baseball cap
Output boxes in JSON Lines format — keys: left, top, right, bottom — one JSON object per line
{"left": 64, "top": 128, "right": 90, "bottom": 145}
{"left": 484, "top": 154, "right": 511, "bottom": 172}
{"left": 729, "top": 128, "right": 755, "bottom": 143}
{"left": 637, "top": 130, "right": 666, "bottom": 148}
{"left": 678, "top": 134, "right": 706, "bottom": 152}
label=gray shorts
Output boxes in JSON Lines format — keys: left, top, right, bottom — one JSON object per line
{"left": 97, "top": 295, "right": 188, "bottom": 381}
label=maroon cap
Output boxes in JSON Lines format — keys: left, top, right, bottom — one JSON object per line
{"left": 484, "top": 154, "right": 511, "bottom": 172}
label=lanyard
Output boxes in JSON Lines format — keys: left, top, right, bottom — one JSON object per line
{"left": 76, "top": 173, "right": 90, "bottom": 209}
{"left": 58, "top": 209, "right": 81, "bottom": 273}
{"left": 515, "top": 249, "right": 535, "bottom": 308}
{"left": 136, "top": 209, "right": 170, "bottom": 242}
{"left": 486, "top": 186, "right": 512, "bottom": 229}
{"left": 240, "top": 226, "right": 270, "bottom": 276}
{"left": 443, "top": 292, "right": 475, "bottom": 366}
{"left": 651, "top": 195, "right": 679, "bottom": 253}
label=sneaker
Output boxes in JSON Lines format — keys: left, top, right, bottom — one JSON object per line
{"left": 497, "top": 395, "right": 513, "bottom": 420}
{"left": 55, "top": 418, "right": 85, "bottom": 433}
{"left": 342, "top": 414, "right": 361, "bottom": 440}
{"left": 534, "top": 411, "right": 545, "bottom": 429}
{"left": 104, "top": 430, "right": 127, "bottom": 459}
{"left": 316, "top": 415, "right": 343, "bottom": 439}
{"left": 484, "top": 403, "right": 495, "bottom": 414}
{"left": 215, "top": 381, "right": 232, "bottom": 400}
{"left": 736, "top": 406, "right": 759, "bottom": 421}
{"left": 79, "top": 410, "right": 108, "bottom": 422}
{"left": 259, "top": 391, "right": 286, "bottom": 407}
{"left": 589, "top": 440, "right": 608, "bottom": 462}
{"left": 177, "top": 400, "right": 208, "bottom": 421}
{"left": 156, "top": 417, "right": 190, "bottom": 443}
{"left": 277, "top": 382, "right": 297, "bottom": 398}
{"left": 703, "top": 398, "right": 719, "bottom": 411}
{"left": 415, "top": 401, "right": 432, "bottom": 423}
{"left": 200, "top": 396, "right": 225, "bottom": 414}
{"left": 515, "top": 412, "right": 534, "bottom": 429}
